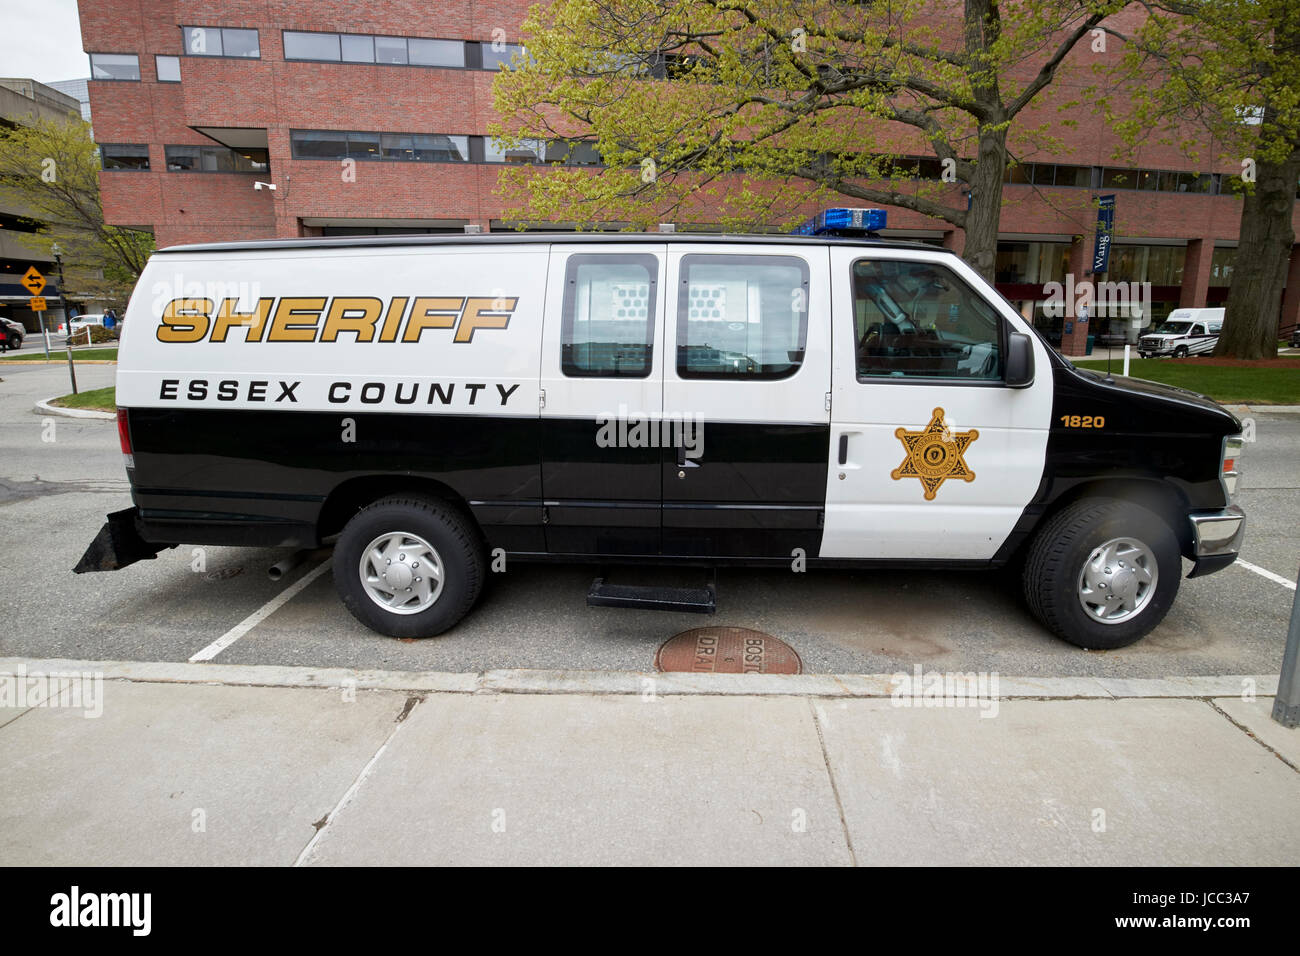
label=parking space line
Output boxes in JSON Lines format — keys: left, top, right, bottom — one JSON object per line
{"left": 189, "top": 559, "right": 333, "bottom": 663}
{"left": 1234, "top": 559, "right": 1297, "bottom": 591}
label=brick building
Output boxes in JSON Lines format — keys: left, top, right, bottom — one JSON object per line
{"left": 77, "top": 1, "right": 1300, "bottom": 354}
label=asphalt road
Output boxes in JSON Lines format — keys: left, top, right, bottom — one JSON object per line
{"left": 1, "top": 361, "right": 1296, "bottom": 677}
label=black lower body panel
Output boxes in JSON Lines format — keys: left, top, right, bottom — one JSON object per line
{"left": 73, "top": 507, "right": 175, "bottom": 572}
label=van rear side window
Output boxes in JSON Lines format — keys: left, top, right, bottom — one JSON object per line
{"left": 561, "top": 254, "right": 658, "bottom": 378}
{"left": 676, "top": 254, "right": 809, "bottom": 379}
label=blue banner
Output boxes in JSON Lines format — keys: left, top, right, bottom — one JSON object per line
{"left": 1092, "top": 195, "right": 1115, "bottom": 274}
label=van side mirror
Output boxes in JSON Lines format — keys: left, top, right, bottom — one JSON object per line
{"left": 1005, "top": 331, "right": 1034, "bottom": 388}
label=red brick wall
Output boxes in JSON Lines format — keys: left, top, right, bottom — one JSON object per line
{"left": 80, "top": 0, "right": 1296, "bottom": 251}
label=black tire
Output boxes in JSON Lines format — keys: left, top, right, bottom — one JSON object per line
{"left": 1174, "top": 346, "right": 1188, "bottom": 359}
{"left": 1022, "top": 497, "right": 1181, "bottom": 649}
{"left": 333, "top": 495, "right": 485, "bottom": 638}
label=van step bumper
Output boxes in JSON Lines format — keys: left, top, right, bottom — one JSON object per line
{"left": 586, "top": 575, "right": 717, "bottom": 614}
{"left": 73, "top": 507, "right": 174, "bottom": 573}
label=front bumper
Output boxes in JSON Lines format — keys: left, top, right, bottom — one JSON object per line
{"left": 1186, "top": 505, "right": 1246, "bottom": 578}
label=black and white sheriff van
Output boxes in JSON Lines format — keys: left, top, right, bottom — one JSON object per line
{"left": 76, "top": 211, "right": 1246, "bottom": 650}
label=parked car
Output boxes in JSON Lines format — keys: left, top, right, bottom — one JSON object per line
{"left": 1138, "top": 307, "right": 1223, "bottom": 358}
{"left": 0, "top": 317, "right": 24, "bottom": 350}
{"left": 60, "top": 313, "right": 109, "bottom": 343}
{"left": 1290, "top": 325, "right": 1300, "bottom": 348}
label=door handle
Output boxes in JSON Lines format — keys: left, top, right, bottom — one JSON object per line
{"left": 838, "top": 433, "right": 849, "bottom": 465}
{"left": 677, "top": 446, "right": 701, "bottom": 468}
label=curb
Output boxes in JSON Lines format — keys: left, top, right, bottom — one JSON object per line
{"left": 33, "top": 398, "right": 115, "bottom": 420}
{"left": 0, "top": 657, "right": 1279, "bottom": 700}
{"left": 1225, "top": 404, "right": 1300, "bottom": 415}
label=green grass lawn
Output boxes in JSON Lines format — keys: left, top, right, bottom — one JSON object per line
{"left": 1, "top": 347, "right": 118, "bottom": 362}
{"left": 1073, "top": 359, "right": 1300, "bottom": 404}
{"left": 49, "top": 386, "right": 116, "bottom": 411}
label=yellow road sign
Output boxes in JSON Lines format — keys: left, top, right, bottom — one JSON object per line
{"left": 21, "top": 266, "right": 46, "bottom": 295}
{"left": 29, "top": 296, "right": 47, "bottom": 311}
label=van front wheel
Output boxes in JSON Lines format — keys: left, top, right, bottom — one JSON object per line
{"left": 1022, "top": 498, "right": 1180, "bottom": 649}
{"left": 334, "top": 495, "right": 485, "bottom": 638}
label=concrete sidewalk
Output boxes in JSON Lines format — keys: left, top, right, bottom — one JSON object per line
{"left": 1, "top": 658, "right": 1296, "bottom": 866}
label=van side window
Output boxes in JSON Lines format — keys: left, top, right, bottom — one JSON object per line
{"left": 852, "top": 259, "right": 1004, "bottom": 381}
{"left": 676, "top": 254, "right": 809, "bottom": 379}
{"left": 561, "top": 254, "right": 658, "bottom": 378}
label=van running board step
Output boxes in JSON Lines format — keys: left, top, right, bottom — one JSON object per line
{"left": 586, "top": 575, "right": 716, "bottom": 614}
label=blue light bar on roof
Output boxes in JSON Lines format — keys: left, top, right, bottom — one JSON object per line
{"left": 793, "top": 207, "right": 887, "bottom": 236}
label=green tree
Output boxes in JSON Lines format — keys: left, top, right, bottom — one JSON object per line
{"left": 492, "top": 0, "right": 1126, "bottom": 280}
{"left": 0, "top": 116, "right": 153, "bottom": 305}
{"left": 1110, "top": 1, "right": 1300, "bottom": 359}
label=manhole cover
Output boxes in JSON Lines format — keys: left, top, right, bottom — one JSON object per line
{"left": 206, "top": 567, "right": 244, "bottom": 581}
{"left": 656, "top": 627, "right": 801, "bottom": 675}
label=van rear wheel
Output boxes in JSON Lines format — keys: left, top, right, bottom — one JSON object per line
{"left": 1022, "top": 498, "right": 1180, "bottom": 649}
{"left": 334, "top": 495, "right": 485, "bottom": 638}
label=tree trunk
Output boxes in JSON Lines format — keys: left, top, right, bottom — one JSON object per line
{"left": 1216, "top": 145, "right": 1300, "bottom": 359}
{"left": 961, "top": 127, "right": 1009, "bottom": 282}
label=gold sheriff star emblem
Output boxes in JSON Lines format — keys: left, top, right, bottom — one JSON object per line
{"left": 890, "top": 407, "right": 978, "bottom": 500}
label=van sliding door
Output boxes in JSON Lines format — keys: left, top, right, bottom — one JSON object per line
{"left": 539, "top": 245, "right": 667, "bottom": 554}
{"left": 660, "top": 245, "right": 831, "bottom": 558}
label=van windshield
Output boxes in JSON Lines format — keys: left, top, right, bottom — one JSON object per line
{"left": 1153, "top": 321, "right": 1192, "bottom": 335}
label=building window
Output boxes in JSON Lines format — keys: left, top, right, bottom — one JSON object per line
{"left": 561, "top": 255, "right": 658, "bottom": 378}
{"left": 485, "top": 137, "right": 602, "bottom": 165}
{"left": 341, "top": 35, "right": 373, "bottom": 63}
{"left": 165, "top": 145, "right": 268, "bottom": 172}
{"left": 480, "top": 43, "right": 528, "bottom": 71}
{"left": 1209, "top": 247, "right": 1235, "bottom": 287}
{"left": 89, "top": 53, "right": 140, "bottom": 81}
{"left": 290, "top": 129, "right": 470, "bottom": 162}
{"left": 410, "top": 38, "right": 464, "bottom": 67}
{"left": 283, "top": 31, "right": 467, "bottom": 68}
{"left": 182, "top": 27, "right": 260, "bottom": 58}
{"left": 283, "top": 31, "right": 341, "bottom": 61}
{"left": 374, "top": 36, "right": 409, "bottom": 64}
{"left": 677, "top": 254, "right": 809, "bottom": 380}
{"left": 155, "top": 55, "right": 181, "bottom": 82}
{"left": 484, "top": 137, "right": 545, "bottom": 164}
{"left": 100, "top": 144, "right": 150, "bottom": 170}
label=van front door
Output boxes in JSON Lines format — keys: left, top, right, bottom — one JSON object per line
{"left": 540, "top": 245, "right": 667, "bottom": 554}
{"left": 661, "top": 245, "right": 831, "bottom": 558}
{"left": 820, "top": 247, "right": 1053, "bottom": 560}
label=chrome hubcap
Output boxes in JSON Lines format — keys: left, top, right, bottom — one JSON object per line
{"left": 359, "top": 532, "right": 444, "bottom": 615}
{"left": 1077, "top": 537, "right": 1158, "bottom": 624}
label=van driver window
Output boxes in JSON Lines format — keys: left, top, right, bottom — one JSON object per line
{"left": 561, "top": 255, "right": 657, "bottom": 378}
{"left": 852, "top": 259, "right": 1004, "bottom": 381}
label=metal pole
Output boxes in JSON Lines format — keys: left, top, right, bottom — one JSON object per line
{"left": 1271, "top": 565, "right": 1300, "bottom": 728}
{"left": 37, "top": 311, "right": 49, "bottom": 359}
{"left": 1123, "top": 344, "right": 1131, "bottom": 377}
{"left": 54, "top": 253, "right": 76, "bottom": 393}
